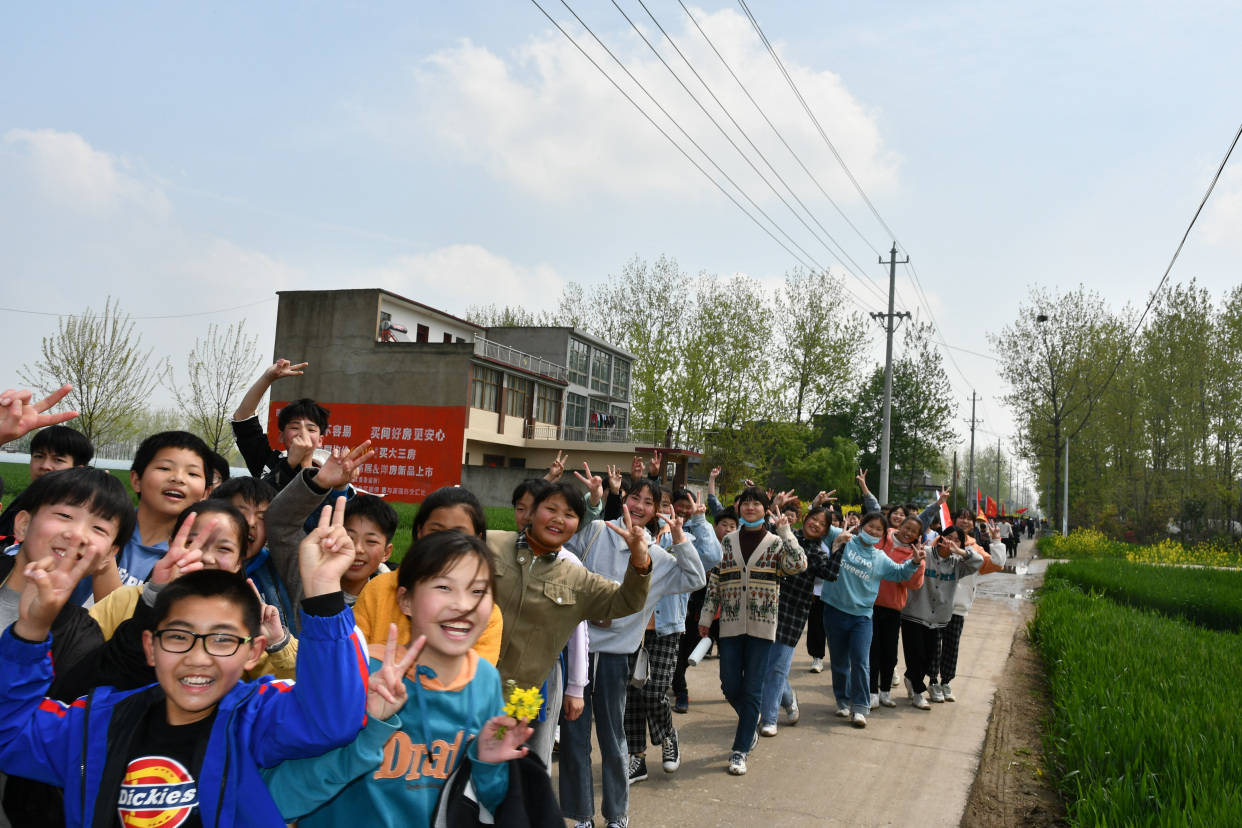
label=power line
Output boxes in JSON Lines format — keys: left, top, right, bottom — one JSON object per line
{"left": 614, "top": 0, "right": 892, "bottom": 308}
{"left": 548, "top": 0, "right": 840, "bottom": 282}
{"left": 0, "top": 297, "right": 276, "bottom": 320}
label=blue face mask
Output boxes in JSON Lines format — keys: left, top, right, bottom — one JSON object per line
{"left": 859, "top": 530, "right": 882, "bottom": 546}
{"left": 739, "top": 516, "right": 765, "bottom": 529}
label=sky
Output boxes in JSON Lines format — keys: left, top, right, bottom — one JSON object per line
{"left": 3, "top": 1, "right": 1240, "bottom": 493}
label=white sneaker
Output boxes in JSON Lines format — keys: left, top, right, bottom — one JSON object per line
{"left": 912, "top": 692, "right": 931, "bottom": 710}
{"left": 786, "top": 688, "right": 800, "bottom": 724}
{"left": 941, "top": 684, "right": 956, "bottom": 702}
{"left": 851, "top": 712, "right": 867, "bottom": 728}
{"left": 869, "top": 693, "right": 879, "bottom": 710}
{"left": 727, "top": 751, "right": 747, "bottom": 775}
{"left": 809, "top": 658, "right": 824, "bottom": 673}
{"left": 878, "top": 690, "right": 896, "bottom": 707}
{"left": 929, "top": 684, "right": 945, "bottom": 703}
{"left": 903, "top": 675, "right": 917, "bottom": 699}
{"left": 835, "top": 704, "right": 851, "bottom": 718}
{"left": 759, "top": 723, "right": 778, "bottom": 737}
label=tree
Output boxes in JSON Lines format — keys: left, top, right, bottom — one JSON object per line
{"left": 167, "top": 320, "right": 261, "bottom": 453}
{"left": 772, "top": 268, "right": 868, "bottom": 423}
{"left": 20, "top": 297, "right": 167, "bottom": 449}
{"left": 990, "top": 285, "right": 1128, "bottom": 533}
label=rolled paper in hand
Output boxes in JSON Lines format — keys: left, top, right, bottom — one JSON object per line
{"left": 687, "top": 636, "right": 712, "bottom": 667}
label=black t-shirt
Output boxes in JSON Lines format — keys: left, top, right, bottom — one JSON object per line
{"left": 115, "top": 705, "right": 215, "bottom": 828}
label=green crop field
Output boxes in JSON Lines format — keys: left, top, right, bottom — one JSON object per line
{"left": 1033, "top": 565, "right": 1242, "bottom": 825}
{"left": 1046, "top": 559, "right": 1242, "bottom": 632}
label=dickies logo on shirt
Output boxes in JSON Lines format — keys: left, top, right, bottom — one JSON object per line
{"left": 117, "top": 756, "right": 199, "bottom": 828}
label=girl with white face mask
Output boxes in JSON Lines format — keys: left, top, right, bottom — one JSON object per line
{"left": 819, "top": 512, "right": 925, "bottom": 729}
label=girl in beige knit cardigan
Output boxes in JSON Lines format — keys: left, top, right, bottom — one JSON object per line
{"left": 698, "top": 487, "right": 805, "bottom": 776}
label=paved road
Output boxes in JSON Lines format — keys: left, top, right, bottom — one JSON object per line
{"left": 553, "top": 538, "right": 1049, "bottom": 827}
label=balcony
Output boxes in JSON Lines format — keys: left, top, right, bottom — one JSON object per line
{"left": 524, "top": 422, "right": 700, "bottom": 451}
{"left": 473, "top": 336, "right": 569, "bottom": 383}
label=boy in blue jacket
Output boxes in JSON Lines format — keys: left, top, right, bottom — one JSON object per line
{"left": 0, "top": 495, "right": 369, "bottom": 828}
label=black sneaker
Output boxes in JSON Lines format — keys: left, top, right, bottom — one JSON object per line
{"left": 673, "top": 691, "right": 689, "bottom": 714}
{"left": 662, "top": 730, "right": 681, "bottom": 772}
{"left": 627, "top": 754, "right": 648, "bottom": 784}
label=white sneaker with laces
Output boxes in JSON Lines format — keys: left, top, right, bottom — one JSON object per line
{"left": 869, "top": 693, "right": 879, "bottom": 710}
{"left": 851, "top": 712, "right": 867, "bottom": 728}
{"left": 912, "top": 692, "right": 931, "bottom": 710}
{"left": 835, "top": 704, "right": 851, "bottom": 718}
{"left": 929, "top": 684, "right": 945, "bottom": 703}
{"left": 727, "top": 751, "right": 747, "bottom": 775}
{"left": 879, "top": 690, "right": 896, "bottom": 707}
{"left": 809, "top": 657, "right": 824, "bottom": 673}
{"left": 941, "top": 684, "right": 956, "bottom": 702}
{"left": 759, "top": 723, "right": 778, "bottom": 737}
{"left": 786, "top": 688, "right": 800, "bottom": 724}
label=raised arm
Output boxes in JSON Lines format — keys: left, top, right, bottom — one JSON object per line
{"left": 0, "top": 385, "right": 77, "bottom": 447}
{"left": 232, "top": 359, "right": 307, "bottom": 422}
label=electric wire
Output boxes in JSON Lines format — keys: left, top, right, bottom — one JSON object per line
{"left": 0, "top": 297, "right": 276, "bottom": 320}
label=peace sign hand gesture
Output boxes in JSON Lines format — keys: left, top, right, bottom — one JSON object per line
{"left": 150, "top": 511, "right": 216, "bottom": 585}
{"left": 546, "top": 451, "right": 568, "bottom": 483}
{"left": 0, "top": 385, "right": 78, "bottom": 447}
{"left": 606, "top": 464, "right": 624, "bottom": 495}
{"left": 15, "top": 542, "right": 109, "bottom": 642}
{"left": 313, "top": 441, "right": 375, "bottom": 491}
{"left": 573, "top": 462, "right": 604, "bottom": 505}
{"left": 248, "top": 578, "right": 287, "bottom": 645}
{"left": 367, "top": 623, "right": 425, "bottom": 720}
{"left": 299, "top": 496, "right": 357, "bottom": 597}
{"left": 606, "top": 504, "right": 653, "bottom": 572}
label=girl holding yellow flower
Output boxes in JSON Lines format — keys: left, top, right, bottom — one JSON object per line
{"left": 262, "top": 531, "right": 536, "bottom": 827}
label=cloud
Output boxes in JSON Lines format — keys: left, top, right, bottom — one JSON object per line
{"left": 3, "top": 128, "right": 170, "bottom": 217}
{"left": 363, "top": 244, "right": 565, "bottom": 314}
{"left": 401, "top": 7, "right": 899, "bottom": 204}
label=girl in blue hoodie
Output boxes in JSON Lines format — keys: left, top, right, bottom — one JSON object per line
{"left": 820, "top": 512, "right": 925, "bottom": 728}
{"left": 263, "top": 530, "right": 534, "bottom": 827}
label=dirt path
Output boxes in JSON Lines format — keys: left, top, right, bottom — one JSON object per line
{"left": 961, "top": 542, "right": 1066, "bottom": 828}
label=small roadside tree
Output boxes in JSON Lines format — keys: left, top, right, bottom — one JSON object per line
{"left": 167, "top": 320, "right": 261, "bottom": 453}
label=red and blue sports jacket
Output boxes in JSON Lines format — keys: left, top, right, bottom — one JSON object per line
{"left": 0, "top": 603, "right": 368, "bottom": 828}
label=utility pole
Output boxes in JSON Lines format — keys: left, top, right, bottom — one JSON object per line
{"left": 951, "top": 451, "right": 959, "bottom": 512}
{"left": 1062, "top": 437, "right": 1070, "bottom": 536}
{"left": 996, "top": 437, "right": 1002, "bottom": 515}
{"left": 964, "top": 392, "right": 981, "bottom": 514}
{"left": 871, "top": 243, "right": 910, "bottom": 505}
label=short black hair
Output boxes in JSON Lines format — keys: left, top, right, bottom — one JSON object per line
{"left": 735, "top": 486, "right": 771, "bottom": 511}
{"left": 859, "top": 510, "right": 887, "bottom": 530}
{"left": 30, "top": 425, "right": 94, "bottom": 466}
{"left": 939, "top": 526, "right": 966, "bottom": 546}
{"left": 397, "top": 529, "right": 495, "bottom": 599}
{"left": 626, "top": 478, "right": 662, "bottom": 504}
{"left": 413, "top": 486, "right": 487, "bottom": 539}
{"left": 171, "top": 501, "right": 250, "bottom": 566}
{"left": 714, "top": 507, "right": 738, "bottom": 525}
{"left": 531, "top": 481, "right": 586, "bottom": 522}
{"left": 212, "top": 476, "right": 277, "bottom": 507}
{"left": 153, "top": 569, "right": 261, "bottom": 637}
{"left": 511, "top": 477, "right": 550, "bottom": 506}
{"left": 277, "top": 398, "right": 329, "bottom": 432}
{"left": 19, "top": 467, "right": 134, "bottom": 548}
{"left": 671, "top": 487, "right": 694, "bottom": 505}
{"left": 345, "top": 494, "right": 399, "bottom": 542}
{"left": 206, "top": 451, "right": 230, "bottom": 486}
{"left": 131, "top": 431, "right": 213, "bottom": 479}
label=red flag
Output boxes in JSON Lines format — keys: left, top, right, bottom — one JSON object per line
{"left": 986, "top": 496, "right": 997, "bottom": 517}
{"left": 939, "top": 502, "right": 952, "bottom": 530}
{"left": 1016, "top": 507, "right": 1029, "bottom": 514}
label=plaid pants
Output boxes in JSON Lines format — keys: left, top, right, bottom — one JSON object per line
{"left": 931, "top": 613, "right": 966, "bottom": 685}
{"left": 624, "top": 630, "right": 681, "bottom": 753}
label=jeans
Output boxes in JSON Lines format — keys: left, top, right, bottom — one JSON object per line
{"left": 559, "top": 652, "right": 631, "bottom": 823}
{"left": 528, "top": 657, "right": 562, "bottom": 769}
{"left": 716, "top": 635, "right": 772, "bottom": 753}
{"left": 823, "top": 603, "right": 873, "bottom": 716}
{"left": 758, "top": 641, "right": 796, "bottom": 726}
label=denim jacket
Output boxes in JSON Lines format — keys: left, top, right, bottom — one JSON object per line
{"left": 651, "top": 514, "right": 723, "bottom": 635}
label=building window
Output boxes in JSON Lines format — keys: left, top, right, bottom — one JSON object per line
{"left": 535, "top": 385, "right": 563, "bottom": 425}
{"left": 507, "top": 457, "right": 527, "bottom": 469}
{"left": 612, "top": 358, "right": 631, "bottom": 399}
{"left": 471, "top": 366, "right": 502, "bottom": 412}
{"left": 565, "top": 393, "right": 587, "bottom": 440}
{"left": 505, "top": 375, "right": 533, "bottom": 419}
{"left": 588, "top": 398, "right": 612, "bottom": 440}
{"left": 610, "top": 404, "right": 628, "bottom": 435}
{"left": 568, "top": 338, "right": 589, "bottom": 386}
{"left": 483, "top": 453, "right": 505, "bottom": 468}
{"left": 443, "top": 332, "right": 453, "bottom": 343}
{"left": 416, "top": 324, "right": 429, "bottom": 343}
{"left": 589, "top": 348, "right": 611, "bottom": 394}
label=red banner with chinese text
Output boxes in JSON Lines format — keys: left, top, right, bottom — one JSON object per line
{"left": 268, "top": 401, "right": 466, "bottom": 503}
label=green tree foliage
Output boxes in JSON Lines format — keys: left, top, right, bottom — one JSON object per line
{"left": 167, "top": 320, "right": 261, "bottom": 453}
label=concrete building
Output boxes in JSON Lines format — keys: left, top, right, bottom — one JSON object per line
{"left": 264, "top": 287, "right": 681, "bottom": 504}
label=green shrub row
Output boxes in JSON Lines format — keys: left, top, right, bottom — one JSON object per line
{"left": 1032, "top": 577, "right": 1242, "bottom": 826}
{"left": 1046, "top": 559, "right": 1242, "bottom": 632}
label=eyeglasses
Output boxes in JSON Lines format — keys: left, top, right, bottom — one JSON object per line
{"left": 153, "top": 629, "right": 252, "bottom": 657}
